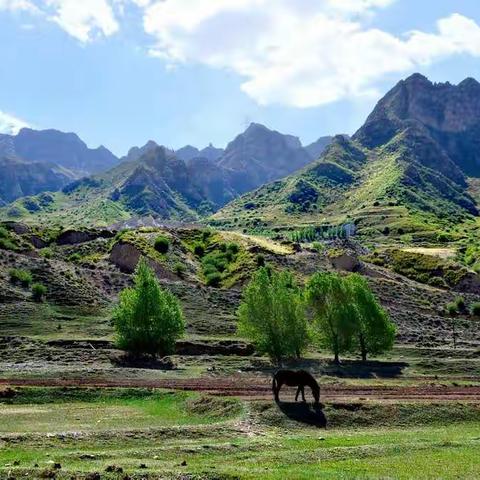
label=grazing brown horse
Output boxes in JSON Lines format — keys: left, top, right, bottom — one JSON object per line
{"left": 272, "top": 370, "right": 320, "bottom": 404}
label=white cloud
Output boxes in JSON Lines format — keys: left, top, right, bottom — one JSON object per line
{"left": 0, "top": 111, "right": 30, "bottom": 135}
{"left": 141, "top": 0, "right": 480, "bottom": 107}
{"left": 44, "top": 0, "right": 119, "bottom": 43}
{"left": 0, "top": 0, "right": 38, "bottom": 13}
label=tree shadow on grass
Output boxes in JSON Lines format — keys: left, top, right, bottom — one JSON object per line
{"left": 275, "top": 401, "right": 328, "bottom": 428}
{"left": 322, "top": 360, "right": 408, "bottom": 379}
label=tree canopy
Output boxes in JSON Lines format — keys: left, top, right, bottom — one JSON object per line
{"left": 113, "top": 258, "right": 185, "bottom": 357}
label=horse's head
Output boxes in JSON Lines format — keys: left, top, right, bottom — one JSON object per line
{"left": 311, "top": 381, "right": 320, "bottom": 405}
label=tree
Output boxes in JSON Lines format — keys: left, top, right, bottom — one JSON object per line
{"left": 113, "top": 258, "right": 185, "bottom": 357}
{"left": 346, "top": 274, "right": 396, "bottom": 361}
{"left": 306, "top": 272, "right": 356, "bottom": 363}
{"left": 238, "top": 267, "right": 308, "bottom": 364}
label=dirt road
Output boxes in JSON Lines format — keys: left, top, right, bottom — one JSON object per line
{"left": 1, "top": 377, "right": 479, "bottom": 402}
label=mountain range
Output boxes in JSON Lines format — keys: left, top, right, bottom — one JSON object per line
{"left": 213, "top": 75, "right": 480, "bottom": 240}
{"left": 3, "top": 73, "right": 480, "bottom": 240}
{"left": 0, "top": 123, "right": 331, "bottom": 224}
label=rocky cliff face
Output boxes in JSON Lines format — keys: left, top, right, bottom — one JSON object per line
{"left": 0, "top": 155, "right": 76, "bottom": 203}
{"left": 217, "top": 123, "right": 312, "bottom": 193}
{"left": 355, "top": 74, "right": 480, "bottom": 176}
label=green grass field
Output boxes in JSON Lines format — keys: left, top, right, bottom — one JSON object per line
{"left": 1, "top": 388, "right": 479, "bottom": 479}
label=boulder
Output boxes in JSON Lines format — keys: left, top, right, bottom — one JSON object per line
{"left": 56, "top": 229, "right": 94, "bottom": 245}
{"left": 329, "top": 253, "right": 360, "bottom": 272}
{"left": 109, "top": 241, "right": 141, "bottom": 273}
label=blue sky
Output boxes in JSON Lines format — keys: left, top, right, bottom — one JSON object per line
{"left": 1, "top": 0, "right": 480, "bottom": 156}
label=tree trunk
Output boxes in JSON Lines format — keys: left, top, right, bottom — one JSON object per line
{"left": 359, "top": 334, "right": 367, "bottom": 362}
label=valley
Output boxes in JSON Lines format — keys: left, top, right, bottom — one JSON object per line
{"left": 1, "top": 73, "right": 480, "bottom": 479}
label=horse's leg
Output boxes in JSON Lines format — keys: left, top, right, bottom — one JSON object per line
{"left": 295, "top": 386, "right": 301, "bottom": 402}
{"left": 275, "top": 379, "right": 283, "bottom": 402}
{"left": 301, "top": 386, "right": 306, "bottom": 402}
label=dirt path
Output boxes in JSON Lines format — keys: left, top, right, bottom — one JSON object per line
{"left": 1, "top": 377, "right": 480, "bottom": 402}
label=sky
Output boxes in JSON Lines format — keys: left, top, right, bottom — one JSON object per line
{"left": 1, "top": 0, "right": 480, "bottom": 156}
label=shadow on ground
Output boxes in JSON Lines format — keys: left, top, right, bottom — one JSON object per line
{"left": 276, "top": 401, "right": 327, "bottom": 428}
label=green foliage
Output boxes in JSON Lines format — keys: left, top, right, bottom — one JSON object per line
{"left": 455, "top": 296, "right": 466, "bottom": 313}
{"left": 238, "top": 267, "right": 308, "bottom": 363}
{"left": 9, "top": 268, "right": 32, "bottom": 288}
{"left": 446, "top": 302, "right": 458, "bottom": 316}
{"left": 174, "top": 262, "right": 186, "bottom": 277}
{"left": 306, "top": 272, "right": 357, "bottom": 363}
{"left": 113, "top": 258, "right": 185, "bottom": 357}
{"left": 346, "top": 274, "right": 396, "bottom": 361}
{"left": 205, "top": 271, "right": 222, "bottom": 287}
{"left": 256, "top": 254, "right": 265, "bottom": 267}
{"left": 31, "top": 283, "right": 47, "bottom": 302}
{"left": 154, "top": 236, "right": 170, "bottom": 254}
{"left": 0, "top": 226, "right": 8, "bottom": 238}
{"left": 0, "top": 237, "right": 16, "bottom": 250}
{"left": 471, "top": 302, "right": 480, "bottom": 317}
{"left": 193, "top": 243, "right": 205, "bottom": 257}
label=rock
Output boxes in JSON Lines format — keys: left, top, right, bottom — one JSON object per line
{"left": 181, "top": 460, "right": 187, "bottom": 466}
{"left": 2, "top": 221, "right": 30, "bottom": 235}
{"left": 0, "top": 387, "right": 17, "bottom": 399}
{"left": 139, "top": 463, "right": 148, "bottom": 469}
{"left": 56, "top": 230, "right": 94, "bottom": 245}
{"left": 29, "top": 235, "right": 48, "bottom": 249}
{"left": 79, "top": 454, "right": 96, "bottom": 460}
{"left": 53, "top": 463, "right": 61, "bottom": 470}
{"left": 85, "top": 473, "right": 101, "bottom": 480}
{"left": 108, "top": 241, "right": 141, "bottom": 273}
{"left": 105, "top": 465, "right": 123, "bottom": 473}
{"left": 329, "top": 253, "right": 360, "bottom": 272}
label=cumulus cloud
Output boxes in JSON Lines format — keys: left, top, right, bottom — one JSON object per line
{"left": 44, "top": 0, "right": 119, "bottom": 43}
{"left": 0, "top": 111, "right": 30, "bottom": 135}
{"left": 141, "top": 0, "right": 480, "bottom": 107}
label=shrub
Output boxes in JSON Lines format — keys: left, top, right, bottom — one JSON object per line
{"left": 113, "top": 258, "right": 184, "bottom": 357}
{"left": 256, "top": 254, "right": 265, "bottom": 267}
{"left": 0, "top": 237, "right": 16, "bottom": 251}
{"left": 193, "top": 243, "right": 205, "bottom": 257}
{"left": 40, "top": 248, "right": 53, "bottom": 259}
{"left": 205, "top": 271, "right": 222, "bottom": 287}
{"left": 312, "top": 242, "right": 324, "bottom": 253}
{"left": 9, "top": 269, "right": 32, "bottom": 288}
{"left": 471, "top": 302, "right": 480, "bottom": 317}
{"left": 0, "top": 226, "right": 8, "bottom": 239}
{"left": 455, "top": 296, "right": 466, "bottom": 312}
{"left": 154, "top": 236, "right": 170, "bottom": 254}
{"left": 447, "top": 302, "right": 458, "bottom": 316}
{"left": 174, "top": 262, "right": 186, "bottom": 277}
{"left": 68, "top": 253, "right": 82, "bottom": 263}
{"left": 31, "top": 283, "right": 47, "bottom": 302}
{"left": 226, "top": 242, "right": 240, "bottom": 255}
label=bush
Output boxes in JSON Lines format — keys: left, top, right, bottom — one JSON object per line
{"left": 9, "top": 269, "right": 32, "bottom": 288}
{"left": 193, "top": 243, "right": 205, "bottom": 257}
{"left": 455, "top": 296, "right": 466, "bottom": 312}
{"left": 31, "top": 283, "right": 47, "bottom": 302}
{"left": 226, "top": 242, "right": 240, "bottom": 255}
{"left": 174, "top": 262, "right": 186, "bottom": 277}
{"left": 205, "top": 271, "right": 222, "bottom": 287}
{"left": 0, "top": 237, "right": 16, "bottom": 251}
{"left": 113, "top": 258, "right": 184, "bottom": 357}
{"left": 154, "top": 236, "right": 170, "bottom": 254}
{"left": 471, "top": 302, "right": 480, "bottom": 317}
{"left": 256, "top": 254, "right": 265, "bottom": 267}
{"left": 0, "top": 226, "right": 8, "bottom": 239}
{"left": 447, "top": 302, "right": 458, "bottom": 316}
